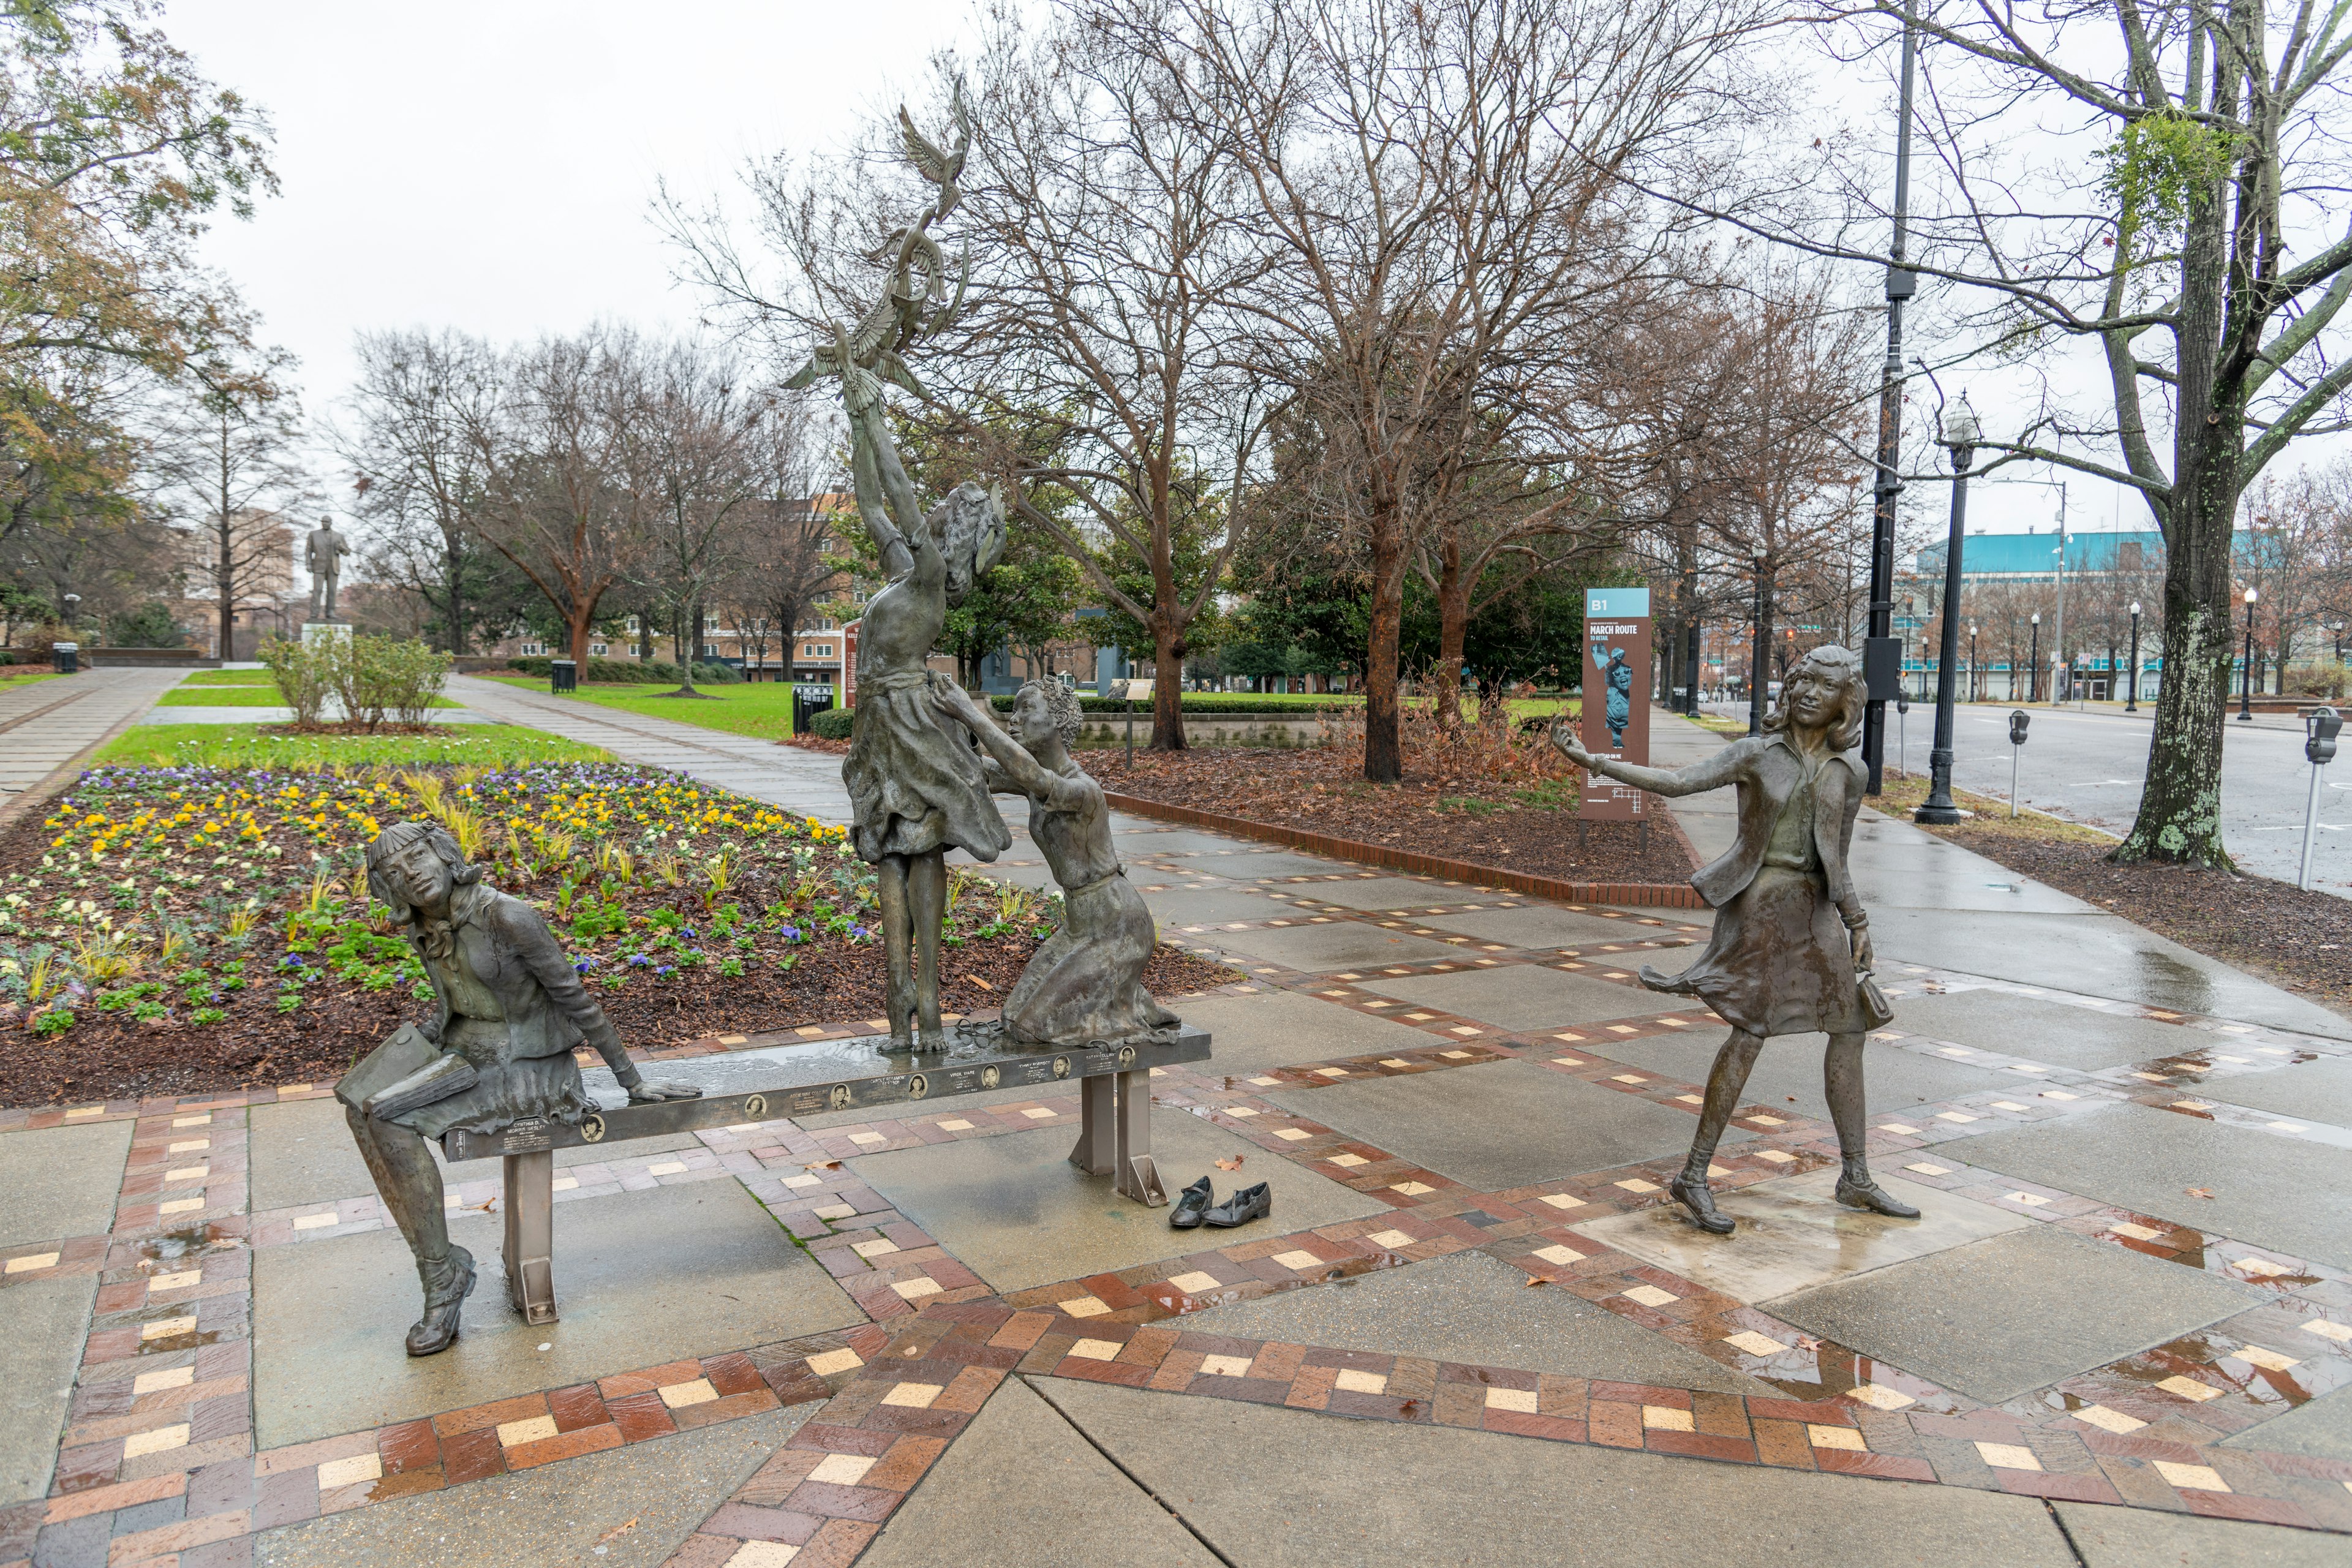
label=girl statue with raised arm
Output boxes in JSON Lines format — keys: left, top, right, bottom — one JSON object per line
{"left": 839, "top": 398, "right": 1012, "bottom": 1050}
{"left": 933, "top": 677, "right": 1178, "bottom": 1047}
{"left": 1552, "top": 644, "right": 1915, "bottom": 1236}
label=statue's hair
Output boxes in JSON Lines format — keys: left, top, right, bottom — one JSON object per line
{"left": 1762, "top": 644, "right": 1866, "bottom": 754}
{"left": 929, "top": 481, "right": 1008, "bottom": 605}
{"left": 1019, "top": 677, "right": 1084, "bottom": 748}
{"left": 364, "top": 820, "right": 480, "bottom": 923}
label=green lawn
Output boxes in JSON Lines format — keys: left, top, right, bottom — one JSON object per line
{"left": 0, "top": 668, "right": 63, "bottom": 690}
{"left": 97, "top": 723, "right": 612, "bottom": 769}
{"left": 483, "top": 676, "right": 804, "bottom": 741}
{"left": 177, "top": 668, "right": 277, "bottom": 686}
{"left": 153, "top": 685, "right": 459, "bottom": 708}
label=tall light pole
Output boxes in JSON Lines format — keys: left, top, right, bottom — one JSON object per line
{"left": 1969, "top": 624, "right": 1978, "bottom": 703}
{"left": 1862, "top": 1, "right": 1922, "bottom": 793}
{"left": 2028, "top": 612, "right": 2041, "bottom": 703}
{"left": 2125, "top": 601, "right": 2142, "bottom": 712}
{"left": 2048, "top": 481, "right": 2069, "bottom": 704}
{"left": 1916, "top": 399, "right": 1979, "bottom": 825}
{"left": 2239, "top": 587, "right": 2259, "bottom": 720}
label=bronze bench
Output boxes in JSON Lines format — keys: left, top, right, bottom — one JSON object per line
{"left": 440, "top": 1024, "right": 1213, "bottom": 1325}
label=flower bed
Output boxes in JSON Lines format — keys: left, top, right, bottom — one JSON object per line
{"left": 0, "top": 760, "right": 1234, "bottom": 1104}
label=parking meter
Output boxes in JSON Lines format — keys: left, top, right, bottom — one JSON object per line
{"left": 2308, "top": 706, "right": 2341, "bottom": 766}
{"left": 2302, "top": 706, "right": 2341, "bottom": 889}
{"left": 2007, "top": 709, "right": 2029, "bottom": 816}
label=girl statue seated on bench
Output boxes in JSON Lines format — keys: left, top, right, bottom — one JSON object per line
{"left": 337, "top": 821, "right": 701, "bottom": 1356}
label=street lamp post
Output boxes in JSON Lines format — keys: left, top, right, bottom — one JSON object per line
{"left": 2028, "top": 612, "right": 2041, "bottom": 703}
{"left": 1915, "top": 399, "right": 1979, "bottom": 826}
{"left": 2239, "top": 587, "right": 2259, "bottom": 721}
{"left": 2126, "top": 601, "right": 2141, "bottom": 712}
{"left": 1969, "top": 625, "right": 1978, "bottom": 703}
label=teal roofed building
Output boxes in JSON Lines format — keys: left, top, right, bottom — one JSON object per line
{"left": 1913, "top": 528, "right": 2163, "bottom": 582}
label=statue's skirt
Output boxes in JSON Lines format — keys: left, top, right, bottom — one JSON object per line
{"left": 363, "top": 1019, "right": 597, "bottom": 1139}
{"left": 843, "top": 671, "right": 1014, "bottom": 865}
{"left": 1640, "top": 865, "right": 1890, "bottom": 1038}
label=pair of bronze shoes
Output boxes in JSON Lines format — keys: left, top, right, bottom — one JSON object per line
{"left": 1668, "top": 1171, "right": 1921, "bottom": 1236}
{"left": 1170, "top": 1177, "right": 1272, "bottom": 1230}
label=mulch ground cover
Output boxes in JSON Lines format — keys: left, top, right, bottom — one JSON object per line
{"left": 1080, "top": 714, "right": 1694, "bottom": 886}
{"left": 1875, "top": 772, "right": 2352, "bottom": 1015}
{"left": 0, "top": 760, "right": 1235, "bottom": 1106}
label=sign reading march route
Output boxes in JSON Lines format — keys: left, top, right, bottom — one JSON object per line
{"left": 1577, "top": 586, "right": 1651, "bottom": 823}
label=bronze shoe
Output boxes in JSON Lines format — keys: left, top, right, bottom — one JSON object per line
{"left": 1670, "top": 1174, "right": 1735, "bottom": 1235}
{"left": 1169, "top": 1176, "right": 1215, "bottom": 1229}
{"left": 405, "top": 1245, "right": 477, "bottom": 1357}
{"left": 1202, "top": 1182, "right": 1271, "bottom": 1228}
{"left": 1834, "top": 1177, "right": 1921, "bottom": 1219}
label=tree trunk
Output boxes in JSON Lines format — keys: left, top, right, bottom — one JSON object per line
{"left": 569, "top": 608, "right": 595, "bottom": 669}
{"left": 1151, "top": 615, "right": 1186, "bottom": 751}
{"left": 443, "top": 532, "right": 469, "bottom": 655}
{"left": 680, "top": 599, "right": 703, "bottom": 693}
{"left": 1363, "top": 511, "right": 1406, "bottom": 783}
{"left": 1431, "top": 535, "right": 1468, "bottom": 731}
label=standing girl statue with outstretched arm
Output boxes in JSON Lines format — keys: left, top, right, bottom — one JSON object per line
{"left": 1553, "top": 644, "right": 1916, "bottom": 1236}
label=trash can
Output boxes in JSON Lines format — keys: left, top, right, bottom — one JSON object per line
{"left": 52, "top": 641, "right": 77, "bottom": 674}
{"left": 550, "top": 658, "right": 578, "bottom": 693}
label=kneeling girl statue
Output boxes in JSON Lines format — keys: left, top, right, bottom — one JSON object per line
{"left": 1553, "top": 644, "right": 1915, "bottom": 1236}
{"left": 339, "top": 821, "right": 700, "bottom": 1354}
{"left": 933, "top": 677, "right": 1177, "bottom": 1047}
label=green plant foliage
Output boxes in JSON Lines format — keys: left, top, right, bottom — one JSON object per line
{"left": 810, "top": 706, "right": 855, "bottom": 740}
{"left": 2094, "top": 111, "right": 2241, "bottom": 249}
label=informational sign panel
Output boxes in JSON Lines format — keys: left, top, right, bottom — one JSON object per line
{"left": 1578, "top": 586, "right": 1652, "bottom": 822}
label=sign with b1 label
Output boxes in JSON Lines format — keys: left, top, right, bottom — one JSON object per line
{"left": 1578, "top": 586, "right": 1651, "bottom": 822}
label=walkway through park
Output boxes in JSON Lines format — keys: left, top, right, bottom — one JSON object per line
{"left": 0, "top": 668, "right": 184, "bottom": 812}
{"left": 1, "top": 680, "right": 2348, "bottom": 1566}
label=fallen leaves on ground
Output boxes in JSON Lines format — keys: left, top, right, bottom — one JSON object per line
{"left": 595, "top": 1519, "right": 639, "bottom": 1546}
{"left": 2187, "top": 1186, "right": 2216, "bottom": 1199}
{"left": 1214, "top": 1154, "right": 1246, "bottom": 1170}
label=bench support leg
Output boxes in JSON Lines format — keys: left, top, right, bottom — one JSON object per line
{"left": 1068, "top": 1075, "right": 1117, "bottom": 1175}
{"left": 502, "top": 1150, "right": 558, "bottom": 1325}
{"left": 1114, "top": 1069, "right": 1165, "bottom": 1207}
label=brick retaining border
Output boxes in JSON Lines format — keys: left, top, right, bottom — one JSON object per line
{"left": 1099, "top": 790, "right": 1706, "bottom": 910}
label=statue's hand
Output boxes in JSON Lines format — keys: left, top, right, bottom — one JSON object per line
{"left": 1850, "top": 924, "right": 1875, "bottom": 976}
{"left": 626, "top": 1078, "right": 703, "bottom": 1104}
{"left": 930, "top": 684, "right": 981, "bottom": 728}
{"left": 1550, "top": 715, "right": 1594, "bottom": 770}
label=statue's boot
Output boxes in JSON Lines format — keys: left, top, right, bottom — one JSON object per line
{"left": 405, "top": 1245, "right": 477, "bottom": 1357}
{"left": 1668, "top": 1171, "right": 1735, "bottom": 1235}
{"left": 1833, "top": 1156, "right": 1921, "bottom": 1219}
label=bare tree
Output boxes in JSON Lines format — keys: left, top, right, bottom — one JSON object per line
{"left": 339, "top": 330, "right": 501, "bottom": 652}
{"left": 145, "top": 349, "right": 311, "bottom": 655}
{"left": 610, "top": 339, "right": 783, "bottom": 695}
{"left": 465, "top": 330, "right": 644, "bottom": 669}
{"left": 1123, "top": 0, "right": 1766, "bottom": 780}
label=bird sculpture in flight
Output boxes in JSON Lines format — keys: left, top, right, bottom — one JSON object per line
{"left": 785, "top": 87, "right": 972, "bottom": 415}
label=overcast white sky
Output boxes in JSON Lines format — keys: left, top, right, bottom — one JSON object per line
{"left": 170, "top": 0, "right": 982, "bottom": 486}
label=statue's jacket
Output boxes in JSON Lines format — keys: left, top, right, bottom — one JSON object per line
{"left": 1628, "top": 734, "right": 1867, "bottom": 924}
{"left": 413, "top": 881, "right": 630, "bottom": 1066}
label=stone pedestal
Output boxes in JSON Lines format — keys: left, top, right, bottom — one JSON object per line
{"left": 301, "top": 620, "right": 351, "bottom": 651}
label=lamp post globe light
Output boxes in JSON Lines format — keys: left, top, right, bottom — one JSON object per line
{"left": 2029, "top": 612, "right": 2041, "bottom": 703}
{"left": 2239, "top": 587, "right": 2259, "bottom": 721}
{"left": 2127, "top": 601, "right": 2142, "bottom": 713}
{"left": 1915, "top": 397, "right": 1978, "bottom": 826}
